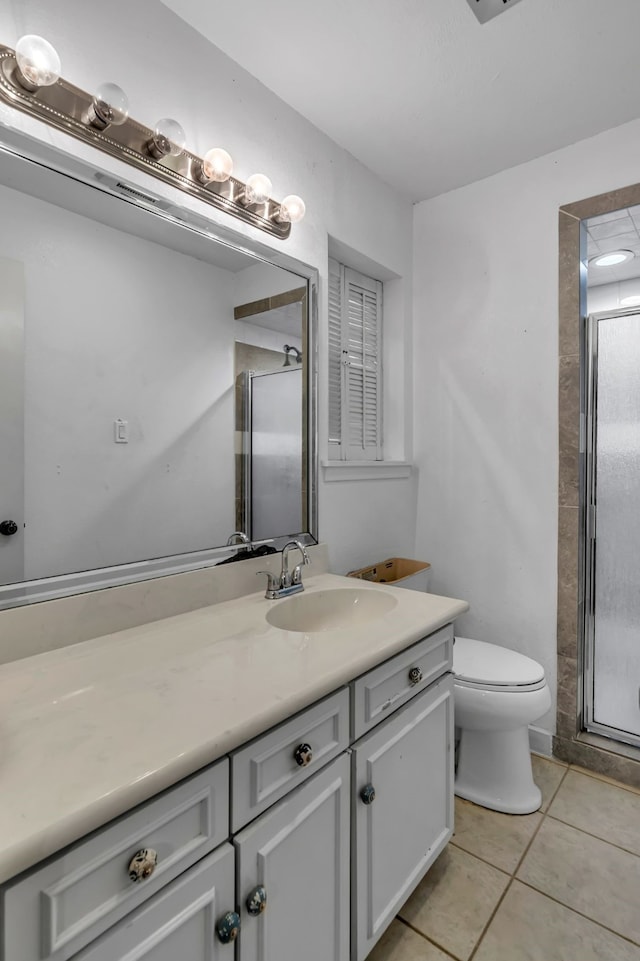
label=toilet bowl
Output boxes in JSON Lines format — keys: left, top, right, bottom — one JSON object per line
{"left": 453, "top": 636, "right": 551, "bottom": 815}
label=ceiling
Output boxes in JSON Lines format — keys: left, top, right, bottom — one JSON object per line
{"left": 161, "top": 0, "right": 640, "bottom": 203}
{"left": 586, "top": 206, "right": 640, "bottom": 288}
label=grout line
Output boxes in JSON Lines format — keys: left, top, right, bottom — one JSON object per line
{"left": 541, "top": 759, "right": 571, "bottom": 812}
{"left": 512, "top": 764, "right": 569, "bottom": 877}
{"left": 445, "top": 837, "right": 511, "bottom": 877}
{"left": 567, "top": 763, "right": 640, "bottom": 797}
{"left": 544, "top": 813, "right": 640, "bottom": 860}
{"left": 396, "top": 917, "right": 463, "bottom": 961}
{"left": 467, "top": 764, "right": 571, "bottom": 960}
{"left": 467, "top": 876, "right": 514, "bottom": 961}
{"left": 514, "top": 877, "right": 640, "bottom": 951}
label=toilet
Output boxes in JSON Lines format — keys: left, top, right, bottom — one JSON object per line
{"left": 453, "top": 636, "right": 551, "bottom": 815}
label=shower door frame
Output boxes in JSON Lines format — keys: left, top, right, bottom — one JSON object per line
{"left": 583, "top": 306, "right": 640, "bottom": 749}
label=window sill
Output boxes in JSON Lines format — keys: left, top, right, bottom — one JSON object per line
{"left": 321, "top": 461, "right": 413, "bottom": 482}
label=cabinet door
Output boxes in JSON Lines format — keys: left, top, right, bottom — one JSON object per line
{"left": 235, "top": 753, "right": 350, "bottom": 961}
{"left": 74, "top": 844, "right": 236, "bottom": 961}
{"left": 352, "top": 674, "right": 454, "bottom": 961}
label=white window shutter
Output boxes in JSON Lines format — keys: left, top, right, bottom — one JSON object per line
{"left": 328, "top": 259, "right": 382, "bottom": 460}
{"left": 328, "top": 258, "right": 343, "bottom": 446}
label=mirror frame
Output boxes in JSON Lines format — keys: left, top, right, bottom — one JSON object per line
{"left": 0, "top": 125, "right": 318, "bottom": 609}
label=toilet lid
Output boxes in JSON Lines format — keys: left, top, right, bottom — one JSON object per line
{"left": 453, "top": 636, "right": 545, "bottom": 687}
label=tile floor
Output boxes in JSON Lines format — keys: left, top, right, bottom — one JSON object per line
{"left": 369, "top": 754, "right": 640, "bottom": 961}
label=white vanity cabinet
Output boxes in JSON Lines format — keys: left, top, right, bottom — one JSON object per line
{"left": 351, "top": 674, "right": 454, "bottom": 961}
{"left": 234, "top": 753, "right": 351, "bottom": 961}
{"left": 1, "top": 621, "right": 455, "bottom": 961}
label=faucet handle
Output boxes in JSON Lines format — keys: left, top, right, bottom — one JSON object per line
{"left": 257, "top": 570, "right": 280, "bottom": 598}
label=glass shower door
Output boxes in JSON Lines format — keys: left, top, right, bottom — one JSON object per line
{"left": 585, "top": 310, "right": 640, "bottom": 745}
{"left": 244, "top": 366, "right": 304, "bottom": 542}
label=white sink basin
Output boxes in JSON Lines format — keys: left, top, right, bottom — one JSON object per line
{"left": 265, "top": 588, "right": 397, "bottom": 633}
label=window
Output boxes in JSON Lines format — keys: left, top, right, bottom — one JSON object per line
{"left": 328, "top": 258, "right": 383, "bottom": 461}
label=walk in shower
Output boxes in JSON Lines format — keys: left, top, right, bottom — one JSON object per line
{"left": 583, "top": 307, "right": 640, "bottom": 748}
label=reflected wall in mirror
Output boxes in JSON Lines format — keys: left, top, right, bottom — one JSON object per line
{"left": 0, "top": 143, "right": 317, "bottom": 609}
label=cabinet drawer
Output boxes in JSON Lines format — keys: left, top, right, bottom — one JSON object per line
{"left": 3, "top": 758, "right": 229, "bottom": 961}
{"left": 351, "top": 624, "right": 453, "bottom": 739}
{"left": 231, "top": 687, "right": 349, "bottom": 832}
{"left": 73, "top": 844, "right": 235, "bottom": 961}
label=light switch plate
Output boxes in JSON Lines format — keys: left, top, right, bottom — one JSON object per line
{"left": 466, "top": 0, "right": 525, "bottom": 24}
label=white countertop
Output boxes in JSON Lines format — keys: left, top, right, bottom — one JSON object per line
{"left": 0, "top": 573, "right": 468, "bottom": 885}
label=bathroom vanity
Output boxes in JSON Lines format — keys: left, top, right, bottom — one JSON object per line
{"left": 0, "top": 572, "right": 467, "bottom": 961}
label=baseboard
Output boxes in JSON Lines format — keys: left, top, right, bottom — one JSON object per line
{"left": 529, "top": 725, "right": 553, "bottom": 757}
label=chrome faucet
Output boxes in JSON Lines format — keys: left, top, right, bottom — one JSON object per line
{"left": 258, "top": 540, "right": 310, "bottom": 599}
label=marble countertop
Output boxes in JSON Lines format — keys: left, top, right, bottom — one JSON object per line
{"left": 0, "top": 573, "right": 468, "bottom": 885}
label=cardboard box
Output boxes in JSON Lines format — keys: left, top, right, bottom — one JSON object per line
{"left": 347, "top": 558, "right": 431, "bottom": 592}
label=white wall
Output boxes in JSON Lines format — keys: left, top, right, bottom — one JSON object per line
{"left": 413, "top": 117, "right": 640, "bottom": 736}
{"left": 0, "top": 0, "right": 416, "bottom": 576}
{"left": 233, "top": 262, "right": 304, "bottom": 305}
{"left": 588, "top": 277, "right": 640, "bottom": 313}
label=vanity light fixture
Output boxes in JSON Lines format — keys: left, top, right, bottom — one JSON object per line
{"left": 620, "top": 294, "right": 640, "bottom": 307}
{"left": 590, "top": 250, "right": 634, "bottom": 268}
{"left": 0, "top": 37, "right": 305, "bottom": 239}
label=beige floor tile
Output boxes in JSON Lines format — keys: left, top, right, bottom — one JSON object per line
{"left": 570, "top": 763, "right": 640, "bottom": 797}
{"left": 474, "top": 880, "right": 640, "bottom": 961}
{"left": 517, "top": 818, "right": 640, "bottom": 944}
{"left": 367, "top": 920, "right": 451, "bottom": 961}
{"left": 451, "top": 797, "right": 542, "bottom": 874}
{"left": 531, "top": 754, "right": 567, "bottom": 812}
{"left": 549, "top": 769, "right": 640, "bottom": 855}
{"left": 398, "top": 845, "right": 509, "bottom": 961}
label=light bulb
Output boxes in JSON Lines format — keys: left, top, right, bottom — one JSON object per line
{"left": 86, "top": 82, "right": 130, "bottom": 130}
{"left": 200, "top": 148, "right": 233, "bottom": 183}
{"left": 244, "top": 173, "right": 272, "bottom": 205}
{"left": 277, "top": 195, "right": 306, "bottom": 224}
{"left": 149, "top": 118, "right": 186, "bottom": 159}
{"left": 14, "top": 35, "right": 61, "bottom": 91}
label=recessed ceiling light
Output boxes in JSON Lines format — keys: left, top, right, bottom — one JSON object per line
{"left": 590, "top": 250, "right": 634, "bottom": 267}
{"left": 620, "top": 295, "right": 640, "bottom": 307}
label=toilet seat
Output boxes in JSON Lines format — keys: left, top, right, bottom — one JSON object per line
{"left": 453, "top": 636, "right": 546, "bottom": 693}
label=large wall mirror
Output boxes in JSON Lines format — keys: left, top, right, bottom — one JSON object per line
{"left": 0, "top": 135, "right": 317, "bottom": 610}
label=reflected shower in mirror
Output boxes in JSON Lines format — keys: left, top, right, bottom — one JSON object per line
{"left": 233, "top": 286, "right": 307, "bottom": 542}
{"left": 0, "top": 142, "right": 316, "bottom": 609}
